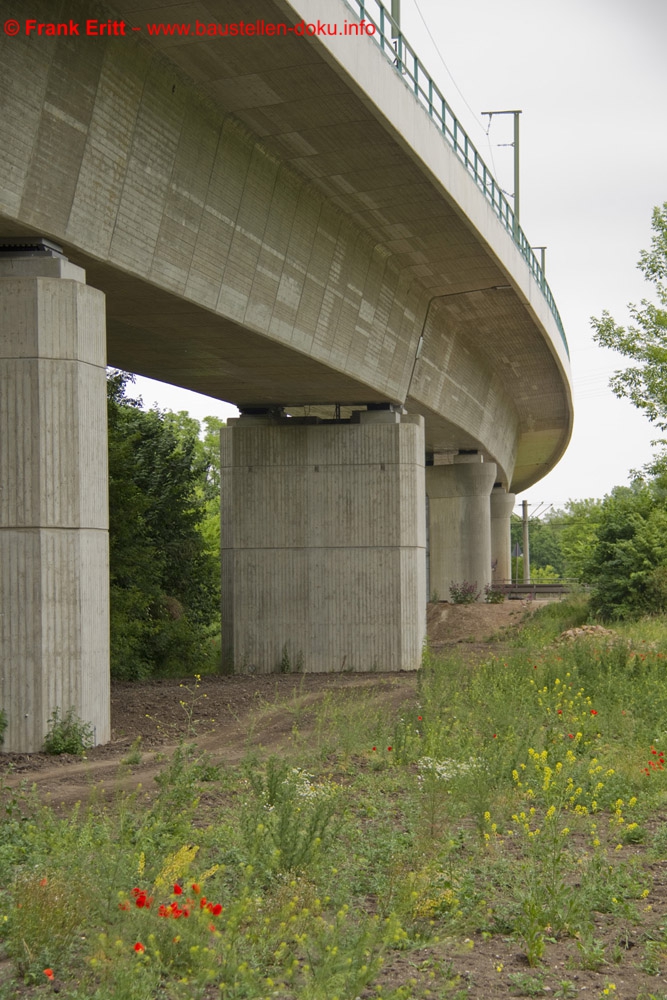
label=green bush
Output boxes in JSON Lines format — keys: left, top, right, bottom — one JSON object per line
{"left": 449, "top": 580, "right": 480, "bottom": 603}
{"left": 43, "top": 707, "right": 94, "bottom": 755}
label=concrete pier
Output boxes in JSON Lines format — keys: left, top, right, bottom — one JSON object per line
{"left": 221, "top": 411, "right": 426, "bottom": 673}
{"left": 491, "top": 486, "right": 517, "bottom": 584}
{"left": 0, "top": 246, "right": 110, "bottom": 753}
{"left": 426, "top": 454, "right": 497, "bottom": 600}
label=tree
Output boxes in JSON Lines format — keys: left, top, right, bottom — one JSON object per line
{"left": 107, "top": 372, "right": 221, "bottom": 679}
{"left": 510, "top": 514, "right": 565, "bottom": 579}
{"left": 591, "top": 202, "right": 667, "bottom": 427}
{"left": 587, "top": 203, "right": 667, "bottom": 618}
{"left": 583, "top": 470, "right": 667, "bottom": 620}
{"left": 554, "top": 499, "right": 603, "bottom": 580}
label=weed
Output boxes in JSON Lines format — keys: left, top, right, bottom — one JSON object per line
{"left": 121, "top": 735, "right": 143, "bottom": 765}
{"left": 575, "top": 932, "right": 607, "bottom": 970}
{"left": 508, "top": 969, "right": 546, "bottom": 995}
{"left": 178, "top": 672, "right": 208, "bottom": 736}
{"left": 553, "top": 981, "right": 578, "bottom": 999}
{"left": 42, "top": 706, "right": 93, "bottom": 755}
{"left": 449, "top": 580, "right": 480, "bottom": 604}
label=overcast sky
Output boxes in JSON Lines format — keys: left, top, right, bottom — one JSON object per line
{"left": 134, "top": 0, "right": 667, "bottom": 514}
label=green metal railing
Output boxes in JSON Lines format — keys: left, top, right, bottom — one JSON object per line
{"left": 344, "top": 0, "right": 569, "bottom": 356}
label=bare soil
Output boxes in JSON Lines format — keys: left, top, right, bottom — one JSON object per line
{"left": 0, "top": 600, "right": 538, "bottom": 804}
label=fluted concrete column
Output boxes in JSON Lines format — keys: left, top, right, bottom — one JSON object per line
{"left": 221, "top": 411, "right": 426, "bottom": 673}
{"left": 425, "top": 455, "right": 497, "bottom": 600}
{"left": 491, "top": 486, "right": 517, "bottom": 584}
{"left": 0, "top": 247, "right": 110, "bottom": 752}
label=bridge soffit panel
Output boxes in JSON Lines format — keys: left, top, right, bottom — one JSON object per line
{"left": 0, "top": 0, "right": 571, "bottom": 485}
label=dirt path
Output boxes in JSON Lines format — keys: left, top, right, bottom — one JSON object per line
{"left": 0, "top": 601, "right": 538, "bottom": 805}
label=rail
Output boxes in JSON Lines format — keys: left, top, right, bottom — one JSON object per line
{"left": 344, "top": 0, "right": 569, "bottom": 357}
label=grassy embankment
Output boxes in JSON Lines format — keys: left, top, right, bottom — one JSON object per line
{"left": 2, "top": 598, "right": 667, "bottom": 999}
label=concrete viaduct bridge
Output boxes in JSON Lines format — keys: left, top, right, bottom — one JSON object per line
{"left": 0, "top": 0, "right": 573, "bottom": 751}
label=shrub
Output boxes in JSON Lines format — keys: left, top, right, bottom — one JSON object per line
{"left": 449, "top": 580, "right": 480, "bottom": 604}
{"left": 43, "top": 707, "right": 94, "bottom": 755}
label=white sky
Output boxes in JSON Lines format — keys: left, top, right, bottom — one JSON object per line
{"left": 134, "top": 0, "right": 667, "bottom": 513}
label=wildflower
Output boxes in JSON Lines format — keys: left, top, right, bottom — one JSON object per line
{"left": 43, "top": 969, "right": 54, "bottom": 981}
{"left": 173, "top": 884, "right": 183, "bottom": 895}
{"left": 191, "top": 883, "right": 201, "bottom": 895}
{"left": 557, "top": 709, "right": 563, "bottom": 714}
{"left": 134, "top": 942, "right": 145, "bottom": 953}
{"left": 387, "top": 747, "right": 392, "bottom": 752}
{"left": 590, "top": 709, "right": 598, "bottom": 716}
{"left": 372, "top": 747, "right": 376, "bottom": 751}
{"left": 417, "top": 716, "right": 422, "bottom": 721}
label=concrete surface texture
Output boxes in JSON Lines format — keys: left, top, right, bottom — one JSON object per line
{"left": 221, "top": 413, "right": 426, "bottom": 673}
{"left": 490, "top": 486, "right": 517, "bottom": 584}
{"left": 0, "top": 252, "right": 110, "bottom": 753}
{"left": 0, "top": 0, "right": 575, "bottom": 745}
{"left": 0, "top": 0, "right": 572, "bottom": 492}
{"left": 426, "top": 455, "right": 498, "bottom": 599}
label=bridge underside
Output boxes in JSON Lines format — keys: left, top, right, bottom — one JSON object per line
{"left": 0, "top": 0, "right": 573, "bottom": 750}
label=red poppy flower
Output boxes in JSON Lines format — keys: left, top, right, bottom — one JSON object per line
{"left": 372, "top": 746, "right": 376, "bottom": 751}
{"left": 134, "top": 942, "right": 145, "bottom": 954}
{"left": 173, "top": 883, "right": 183, "bottom": 895}
{"left": 417, "top": 716, "right": 423, "bottom": 721}
{"left": 191, "top": 883, "right": 201, "bottom": 895}
{"left": 40, "top": 878, "right": 48, "bottom": 887}
{"left": 43, "top": 969, "right": 54, "bottom": 981}
{"left": 557, "top": 709, "right": 563, "bottom": 715}
{"left": 387, "top": 746, "right": 392, "bottom": 752}
{"left": 493, "top": 734, "right": 497, "bottom": 738}
{"left": 590, "top": 709, "right": 598, "bottom": 716}
{"left": 568, "top": 734, "right": 574, "bottom": 739}
{"left": 210, "top": 903, "right": 222, "bottom": 916}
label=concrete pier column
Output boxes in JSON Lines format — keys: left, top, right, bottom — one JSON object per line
{"left": 221, "top": 410, "right": 426, "bottom": 673}
{"left": 490, "top": 486, "right": 516, "bottom": 584}
{"left": 0, "top": 243, "right": 110, "bottom": 752}
{"left": 425, "top": 455, "right": 497, "bottom": 600}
